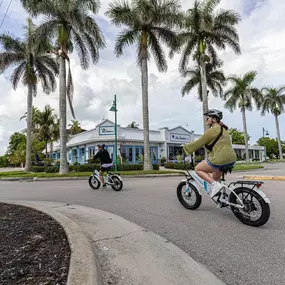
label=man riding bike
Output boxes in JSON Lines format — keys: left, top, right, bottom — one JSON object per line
{"left": 93, "top": 144, "right": 113, "bottom": 189}
{"left": 182, "top": 109, "right": 237, "bottom": 199}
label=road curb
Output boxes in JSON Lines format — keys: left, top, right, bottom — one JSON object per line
{"left": 0, "top": 173, "right": 185, "bottom": 182}
{"left": 243, "top": 175, "right": 285, "bottom": 181}
{"left": 1, "top": 200, "right": 101, "bottom": 285}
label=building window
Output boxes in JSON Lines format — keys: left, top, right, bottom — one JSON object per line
{"left": 88, "top": 147, "right": 95, "bottom": 159}
{"left": 168, "top": 145, "right": 182, "bottom": 160}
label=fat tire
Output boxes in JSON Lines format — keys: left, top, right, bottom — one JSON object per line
{"left": 88, "top": 176, "right": 101, "bottom": 190}
{"left": 229, "top": 187, "right": 270, "bottom": 227}
{"left": 177, "top": 181, "right": 202, "bottom": 210}
{"left": 111, "top": 176, "right": 123, "bottom": 191}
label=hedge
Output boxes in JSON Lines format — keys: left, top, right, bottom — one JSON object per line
{"left": 31, "top": 163, "right": 160, "bottom": 173}
{"left": 164, "top": 162, "right": 194, "bottom": 170}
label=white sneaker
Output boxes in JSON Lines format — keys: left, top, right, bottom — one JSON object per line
{"left": 209, "top": 182, "right": 224, "bottom": 199}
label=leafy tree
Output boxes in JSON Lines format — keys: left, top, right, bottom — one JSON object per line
{"left": 106, "top": 0, "right": 181, "bottom": 170}
{"left": 260, "top": 86, "right": 285, "bottom": 160}
{"left": 0, "top": 18, "right": 58, "bottom": 171}
{"left": 127, "top": 121, "right": 139, "bottom": 129}
{"left": 257, "top": 137, "right": 279, "bottom": 159}
{"left": 0, "top": 155, "right": 9, "bottom": 167}
{"left": 172, "top": 0, "right": 241, "bottom": 131}
{"left": 224, "top": 71, "right": 262, "bottom": 162}
{"left": 229, "top": 128, "right": 250, "bottom": 145}
{"left": 68, "top": 120, "right": 82, "bottom": 135}
{"left": 21, "top": 0, "right": 106, "bottom": 174}
{"left": 7, "top": 132, "right": 26, "bottom": 155}
{"left": 181, "top": 61, "right": 226, "bottom": 100}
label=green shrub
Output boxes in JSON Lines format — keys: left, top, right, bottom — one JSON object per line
{"left": 30, "top": 166, "right": 45, "bottom": 173}
{"left": 153, "top": 164, "right": 159, "bottom": 170}
{"left": 46, "top": 166, "right": 59, "bottom": 173}
{"left": 164, "top": 162, "right": 193, "bottom": 170}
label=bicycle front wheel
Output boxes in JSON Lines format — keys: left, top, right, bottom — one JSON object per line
{"left": 177, "top": 181, "right": 202, "bottom": 210}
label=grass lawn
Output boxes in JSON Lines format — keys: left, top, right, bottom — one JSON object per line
{"left": 0, "top": 170, "right": 185, "bottom": 178}
{"left": 0, "top": 164, "right": 263, "bottom": 179}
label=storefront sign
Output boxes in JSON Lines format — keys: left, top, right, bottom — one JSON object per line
{"left": 170, "top": 133, "right": 190, "bottom": 142}
{"left": 99, "top": 126, "right": 115, "bottom": 135}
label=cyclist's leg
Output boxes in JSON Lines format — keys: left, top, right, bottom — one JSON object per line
{"left": 99, "top": 166, "right": 105, "bottom": 186}
{"left": 212, "top": 169, "right": 222, "bottom": 181}
{"left": 195, "top": 160, "right": 216, "bottom": 183}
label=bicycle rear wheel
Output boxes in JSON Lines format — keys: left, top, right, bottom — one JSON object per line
{"left": 229, "top": 187, "right": 270, "bottom": 227}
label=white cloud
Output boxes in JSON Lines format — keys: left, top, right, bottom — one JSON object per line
{"left": 0, "top": 0, "right": 285, "bottom": 155}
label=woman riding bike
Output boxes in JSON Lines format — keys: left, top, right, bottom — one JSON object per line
{"left": 182, "top": 109, "right": 237, "bottom": 199}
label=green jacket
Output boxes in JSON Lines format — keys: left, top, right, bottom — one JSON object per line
{"left": 183, "top": 125, "right": 237, "bottom": 165}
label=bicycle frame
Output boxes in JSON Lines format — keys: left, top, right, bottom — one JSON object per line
{"left": 92, "top": 169, "right": 122, "bottom": 186}
{"left": 184, "top": 169, "right": 245, "bottom": 209}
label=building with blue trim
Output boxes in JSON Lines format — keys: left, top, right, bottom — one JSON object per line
{"left": 47, "top": 119, "right": 266, "bottom": 164}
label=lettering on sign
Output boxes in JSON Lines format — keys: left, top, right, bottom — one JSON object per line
{"left": 170, "top": 133, "right": 190, "bottom": 142}
{"left": 99, "top": 126, "right": 115, "bottom": 135}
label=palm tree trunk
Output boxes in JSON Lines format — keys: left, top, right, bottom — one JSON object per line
{"left": 25, "top": 84, "right": 33, "bottom": 171}
{"left": 59, "top": 55, "right": 68, "bottom": 174}
{"left": 200, "top": 58, "right": 209, "bottom": 160}
{"left": 241, "top": 107, "right": 250, "bottom": 162}
{"left": 141, "top": 56, "right": 152, "bottom": 170}
{"left": 200, "top": 61, "right": 209, "bottom": 132}
{"left": 274, "top": 114, "right": 283, "bottom": 160}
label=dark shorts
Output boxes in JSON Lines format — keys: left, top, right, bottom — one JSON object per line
{"left": 100, "top": 163, "right": 113, "bottom": 172}
{"left": 206, "top": 159, "right": 235, "bottom": 171}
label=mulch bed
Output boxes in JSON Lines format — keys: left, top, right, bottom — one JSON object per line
{"left": 0, "top": 203, "right": 71, "bottom": 285}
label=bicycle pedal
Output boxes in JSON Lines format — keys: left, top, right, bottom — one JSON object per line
{"left": 217, "top": 203, "right": 223, "bottom": 208}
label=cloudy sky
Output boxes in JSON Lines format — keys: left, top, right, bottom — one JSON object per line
{"left": 0, "top": 0, "right": 284, "bottom": 155}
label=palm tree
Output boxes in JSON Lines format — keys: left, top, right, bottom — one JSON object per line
{"left": 33, "top": 105, "right": 58, "bottom": 158}
{"left": 68, "top": 120, "right": 82, "bottom": 135}
{"left": 261, "top": 86, "right": 285, "bottom": 160}
{"left": 173, "top": 0, "right": 241, "bottom": 131}
{"left": 0, "top": 18, "right": 58, "bottom": 171}
{"left": 20, "top": 106, "right": 41, "bottom": 130}
{"left": 127, "top": 121, "right": 139, "bottom": 129}
{"left": 181, "top": 61, "right": 226, "bottom": 100}
{"left": 21, "top": 0, "right": 106, "bottom": 174}
{"left": 106, "top": 0, "right": 182, "bottom": 170}
{"left": 223, "top": 71, "right": 262, "bottom": 162}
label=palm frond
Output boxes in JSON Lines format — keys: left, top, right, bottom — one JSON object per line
{"left": 243, "top": 70, "right": 257, "bottom": 85}
{"left": 11, "top": 62, "right": 26, "bottom": 90}
{"left": 66, "top": 59, "right": 75, "bottom": 119}
{"left": 70, "top": 30, "right": 89, "bottom": 69}
{"left": 0, "top": 33, "right": 25, "bottom": 53}
{"left": 181, "top": 76, "right": 200, "bottom": 97}
{"left": 38, "top": 55, "right": 59, "bottom": 75}
{"left": 0, "top": 52, "right": 25, "bottom": 70}
{"left": 179, "top": 36, "right": 197, "bottom": 73}
{"left": 114, "top": 29, "right": 139, "bottom": 57}
{"left": 148, "top": 30, "right": 167, "bottom": 72}
{"left": 105, "top": 1, "right": 134, "bottom": 27}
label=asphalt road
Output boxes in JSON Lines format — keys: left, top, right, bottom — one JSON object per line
{"left": 0, "top": 169, "right": 284, "bottom": 285}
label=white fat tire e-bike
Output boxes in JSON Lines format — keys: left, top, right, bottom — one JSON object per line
{"left": 176, "top": 153, "right": 271, "bottom": 227}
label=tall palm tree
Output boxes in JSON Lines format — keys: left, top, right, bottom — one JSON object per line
{"left": 106, "top": 0, "right": 182, "bottom": 170}
{"left": 0, "top": 18, "right": 58, "bottom": 171}
{"left": 261, "top": 86, "right": 285, "bottom": 160}
{"left": 68, "top": 120, "right": 82, "bottom": 135}
{"left": 21, "top": 0, "right": 106, "bottom": 174}
{"left": 181, "top": 61, "right": 226, "bottom": 100}
{"left": 172, "top": 0, "right": 241, "bottom": 131}
{"left": 223, "top": 71, "right": 262, "bottom": 162}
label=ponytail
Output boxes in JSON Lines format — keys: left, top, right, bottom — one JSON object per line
{"left": 219, "top": 121, "right": 228, "bottom": 130}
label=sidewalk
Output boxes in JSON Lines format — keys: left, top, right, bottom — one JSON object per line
{"left": 2, "top": 200, "right": 225, "bottom": 285}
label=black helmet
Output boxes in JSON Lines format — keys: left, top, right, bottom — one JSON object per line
{"left": 204, "top": 109, "right": 223, "bottom": 121}
{"left": 97, "top": 143, "right": 105, "bottom": 148}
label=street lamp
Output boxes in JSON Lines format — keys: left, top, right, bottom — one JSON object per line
{"left": 109, "top": 95, "right": 118, "bottom": 172}
{"left": 262, "top": 127, "right": 269, "bottom": 137}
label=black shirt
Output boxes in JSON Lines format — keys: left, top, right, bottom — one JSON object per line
{"left": 93, "top": 149, "right": 112, "bottom": 164}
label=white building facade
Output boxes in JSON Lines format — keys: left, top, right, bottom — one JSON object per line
{"left": 48, "top": 119, "right": 266, "bottom": 164}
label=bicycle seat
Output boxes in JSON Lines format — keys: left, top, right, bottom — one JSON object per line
{"left": 220, "top": 165, "right": 234, "bottom": 175}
